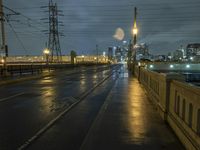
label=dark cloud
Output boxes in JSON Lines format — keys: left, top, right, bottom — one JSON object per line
{"left": 3, "top": 0, "right": 200, "bottom": 55}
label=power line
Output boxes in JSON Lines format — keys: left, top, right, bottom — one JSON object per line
{"left": 5, "top": 18, "right": 28, "bottom": 54}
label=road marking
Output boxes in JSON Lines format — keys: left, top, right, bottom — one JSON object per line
{"left": 17, "top": 66, "right": 120, "bottom": 150}
{"left": 80, "top": 75, "right": 119, "bottom": 150}
{"left": 0, "top": 92, "right": 25, "bottom": 102}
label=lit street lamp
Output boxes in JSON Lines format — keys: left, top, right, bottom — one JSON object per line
{"left": 1, "top": 58, "right": 5, "bottom": 64}
{"left": 132, "top": 27, "right": 138, "bottom": 36}
{"left": 43, "top": 48, "right": 50, "bottom": 65}
{"left": 81, "top": 55, "right": 85, "bottom": 63}
{"left": 132, "top": 26, "right": 138, "bottom": 59}
{"left": 128, "top": 7, "right": 138, "bottom": 71}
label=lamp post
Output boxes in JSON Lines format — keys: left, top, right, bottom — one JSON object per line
{"left": 128, "top": 7, "right": 138, "bottom": 72}
{"left": 132, "top": 7, "right": 138, "bottom": 63}
{"left": 43, "top": 48, "right": 50, "bottom": 65}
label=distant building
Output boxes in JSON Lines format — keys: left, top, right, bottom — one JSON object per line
{"left": 173, "top": 49, "right": 184, "bottom": 61}
{"left": 186, "top": 43, "right": 200, "bottom": 57}
{"left": 153, "top": 55, "right": 167, "bottom": 62}
{"left": 135, "top": 43, "right": 150, "bottom": 60}
{"left": 115, "top": 46, "right": 122, "bottom": 62}
{"left": 108, "top": 47, "right": 114, "bottom": 61}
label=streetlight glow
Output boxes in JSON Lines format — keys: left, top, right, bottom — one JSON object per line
{"left": 186, "top": 64, "right": 190, "bottom": 68}
{"left": 43, "top": 48, "right": 50, "bottom": 55}
{"left": 132, "top": 27, "right": 138, "bottom": 35}
{"left": 149, "top": 65, "right": 154, "bottom": 68}
{"left": 1, "top": 59, "right": 5, "bottom": 64}
{"left": 43, "top": 48, "right": 50, "bottom": 64}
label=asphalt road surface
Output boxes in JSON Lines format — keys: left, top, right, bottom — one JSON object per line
{"left": 0, "top": 65, "right": 121, "bottom": 150}
{"left": 0, "top": 64, "right": 184, "bottom": 150}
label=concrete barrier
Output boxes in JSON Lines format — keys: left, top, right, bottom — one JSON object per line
{"left": 135, "top": 66, "right": 200, "bottom": 150}
{"left": 168, "top": 81, "right": 200, "bottom": 150}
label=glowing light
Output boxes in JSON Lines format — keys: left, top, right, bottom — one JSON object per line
{"left": 1, "top": 59, "right": 5, "bottom": 63}
{"left": 103, "top": 51, "right": 106, "bottom": 57}
{"left": 94, "top": 57, "right": 97, "bottom": 60}
{"left": 170, "top": 65, "right": 174, "bottom": 68}
{"left": 149, "top": 65, "right": 154, "bottom": 68}
{"left": 43, "top": 48, "right": 50, "bottom": 55}
{"left": 190, "top": 57, "right": 193, "bottom": 61}
{"left": 132, "top": 27, "right": 138, "bottom": 35}
{"left": 123, "top": 40, "right": 127, "bottom": 44}
{"left": 186, "top": 64, "right": 190, "bottom": 68}
{"left": 81, "top": 55, "right": 85, "bottom": 58}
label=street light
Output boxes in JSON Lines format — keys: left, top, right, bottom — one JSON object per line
{"left": 81, "top": 55, "right": 85, "bottom": 63}
{"left": 1, "top": 58, "right": 5, "bottom": 64}
{"left": 132, "top": 27, "right": 138, "bottom": 36}
{"left": 43, "top": 48, "right": 50, "bottom": 64}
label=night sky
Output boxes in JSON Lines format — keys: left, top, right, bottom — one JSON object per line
{"left": 3, "top": 0, "right": 200, "bottom": 56}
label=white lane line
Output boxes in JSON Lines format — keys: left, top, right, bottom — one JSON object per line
{"left": 17, "top": 71, "right": 116, "bottom": 150}
{"left": 0, "top": 92, "right": 25, "bottom": 102}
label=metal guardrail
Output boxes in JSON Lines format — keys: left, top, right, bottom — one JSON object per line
{"left": 0, "top": 62, "right": 109, "bottom": 77}
{"left": 0, "top": 64, "right": 70, "bottom": 76}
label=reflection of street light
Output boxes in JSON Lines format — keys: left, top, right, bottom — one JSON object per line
{"left": 43, "top": 48, "right": 50, "bottom": 64}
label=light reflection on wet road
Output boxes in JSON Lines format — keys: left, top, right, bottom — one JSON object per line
{"left": 0, "top": 65, "right": 184, "bottom": 150}
{"left": 0, "top": 65, "right": 119, "bottom": 150}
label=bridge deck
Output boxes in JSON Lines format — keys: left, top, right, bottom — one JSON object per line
{"left": 80, "top": 70, "right": 184, "bottom": 150}
{"left": 26, "top": 66, "right": 185, "bottom": 150}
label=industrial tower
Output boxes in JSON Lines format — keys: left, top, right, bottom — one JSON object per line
{"left": 48, "top": 0, "right": 62, "bottom": 62}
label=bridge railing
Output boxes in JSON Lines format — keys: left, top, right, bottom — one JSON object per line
{"left": 169, "top": 80, "right": 200, "bottom": 149}
{"left": 135, "top": 65, "right": 200, "bottom": 150}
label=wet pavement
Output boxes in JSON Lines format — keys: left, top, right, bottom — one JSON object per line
{"left": 0, "top": 65, "right": 119, "bottom": 150}
{"left": 27, "top": 65, "right": 184, "bottom": 150}
{"left": 80, "top": 68, "right": 185, "bottom": 150}
{"left": 0, "top": 64, "right": 184, "bottom": 150}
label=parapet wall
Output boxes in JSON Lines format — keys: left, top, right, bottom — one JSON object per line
{"left": 135, "top": 66, "right": 200, "bottom": 150}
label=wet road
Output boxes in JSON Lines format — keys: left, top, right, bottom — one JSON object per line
{"left": 0, "top": 65, "right": 120, "bottom": 150}
{"left": 28, "top": 65, "right": 184, "bottom": 150}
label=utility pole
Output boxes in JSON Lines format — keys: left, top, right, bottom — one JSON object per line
{"left": 0, "top": 0, "right": 7, "bottom": 57}
{"left": 96, "top": 44, "right": 99, "bottom": 64}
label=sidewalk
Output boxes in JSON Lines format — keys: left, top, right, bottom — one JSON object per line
{"left": 80, "top": 71, "right": 185, "bottom": 150}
